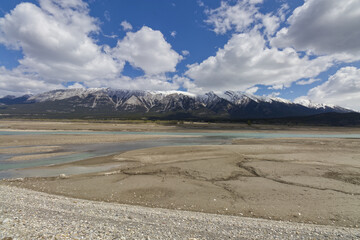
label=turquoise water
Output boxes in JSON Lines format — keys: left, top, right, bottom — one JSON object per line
{"left": 0, "top": 153, "right": 95, "bottom": 171}
{"left": 1, "top": 130, "right": 360, "bottom": 179}
{"left": 0, "top": 135, "right": 231, "bottom": 178}
{"left": 2, "top": 130, "right": 360, "bottom": 139}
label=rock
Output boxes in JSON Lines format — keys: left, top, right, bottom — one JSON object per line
{"left": 2, "top": 218, "right": 12, "bottom": 224}
{"left": 59, "top": 174, "right": 68, "bottom": 179}
{"left": 7, "top": 178, "right": 24, "bottom": 182}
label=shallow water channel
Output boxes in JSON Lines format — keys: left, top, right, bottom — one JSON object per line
{"left": 1, "top": 130, "right": 360, "bottom": 179}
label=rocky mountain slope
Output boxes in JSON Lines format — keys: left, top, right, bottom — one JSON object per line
{"left": 0, "top": 88, "right": 352, "bottom": 120}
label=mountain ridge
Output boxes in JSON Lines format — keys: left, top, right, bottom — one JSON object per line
{"left": 0, "top": 88, "right": 353, "bottom": 120}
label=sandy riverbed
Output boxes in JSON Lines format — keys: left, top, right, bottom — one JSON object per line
{"left": 2, "top": 119, "right": 360, "bottom": 133}
{"left": 1, "top": 120, "right": 360, "bottom": 229}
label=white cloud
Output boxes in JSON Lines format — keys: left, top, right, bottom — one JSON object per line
{"left": 186, "top": 30, "right": 333, "bottom": 92}
{"left": 40, "top": 0, "right": 88, "bottom": 9}
{"left": 191, "top": 0, "right": 360, "bottom": 99}
{"left": 67, "top": 82, "right": 86, "bottom": 89}
{"left": 245, "top": 86, "right": 258, "bottom": 95}
{"left": 0, "top": 0, "right": 122, "bottom": 85}
{"left": 173, "top": 75, "right": 203, "bottom": 94}
{"left": 197, "top": 0, "right": 205, "bottom": 7}
{"left": 0, "top": 66, "right": 62, "bottom": 96}
{"left": 104, "top": 10, "right": 110, "bottom": 22}
{"left": 248, "top": 0, "right": 263, "bottom": 4}
{"left": 205, "top": 0, "right": 261, "bottom": 34}
{"left": 103, "top": 33, "right": 118, "bottom": 39}
{"left": 91, "top": 74, "right": 181, "bottom": 92}
{"left": 277, "top": 3, "right": 289, "bottom": 22}
{"left": 113, "top": 26, "right": 182, "bottom": 75}
{"left": 272, "top": 0, "right": 360, "bottom": 61}
{"left": 267, "top": 92, "right": 280, "bottom": 98}
{"left": 0, "top": 1, "right": 185, "bottom": 96}
{"left": 205, "top": 0, "right": 291, "bottom": 39}
{"left": 296, "top": 78, "right": 320, "bottom": 85}
{"left": 268, "top": 84, "right": 284, "bottom": 90}
{"left": 182, "top": 50, "right": 190, "bottom": 56}
{"left": 261, "top": 13, "right": 280, "bottom": 36}
{"left": 1, "top": 0, "right": 358, "bottom": 106}
{"left": 298, "top": 67, "right": 360, "bottom": 111}
{"left": 120, "top": 20, "right": 132, "bottom": 31}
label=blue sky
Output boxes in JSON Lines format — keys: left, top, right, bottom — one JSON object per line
{"left": 0, "top": 0, "right": 360, "bottom": 110}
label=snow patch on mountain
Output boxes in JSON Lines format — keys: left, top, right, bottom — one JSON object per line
{"left": 294, "top": 98, "right": 334, "bottom": 109}
{"left": 28, "top": 88, "right": 105, "bottom": 102}
{"left": 4, "top": 88, "right": 352, "bottom": 115}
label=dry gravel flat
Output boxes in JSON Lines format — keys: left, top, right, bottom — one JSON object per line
{"left": 0, "top": 185, "right": 359, "bottom": 240}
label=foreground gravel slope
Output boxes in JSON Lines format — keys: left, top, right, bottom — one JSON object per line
{"left": 0, "top": 185, "right": 359, "bottom": 240}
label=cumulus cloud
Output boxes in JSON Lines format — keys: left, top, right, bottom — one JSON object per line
{"left": 245, "top": 86, "right": 258, "bottom": 95}
{"left": 113, "top": 26, "right": 183, "bottom": 75}
{"left": 0, "top": 0, "right": 184, "bottom": 96}
{"left": 267, "top": 92, "right": 280, "bottom": 98}
{"left": 67, "top": 82, "right": 86, "bottom": 89}
{"left": 186, "top": 30, "right": 333, "bottom": 92}
{"left": 173, "top": 75, "right": 203, "bottom": 94}
{"left": 261, "top": 13, "right": 280, "bottom": 36}
{"left": 0, "top": 0, "right": 122, "bottom": 85}
{"left": 0, "top": 66, "right": 62, "bottom": 96}
{"left": 297, "top": 67, "right": 360, "bottom": 111}
{"left": 272, "top": 0, "right": 360, "bottom": 61}
{"left": 296, "top": 78, "right": 320, "bottom": 85}
{"left": 205, "top": 0, "right": 261, "bottom": 34}
{"left": 120, "top": 20, "right": 132, "bottom": 31}
{"left": 182, "top": 50, "right": 190, "bottom": 56}
{"left": 92, "top": 74, "right": 181, "bottom": 92}
{"left": 277, "top": 3, "right": 289, "bottom": 22}
{"left": 190, "top": 0, "right": 360, "bottom": 111}
{"left": 1, "top": 0, "right": 359, "bottom": 109}
{"left": 205, "top": 0, "right": 281, "bottom": 36}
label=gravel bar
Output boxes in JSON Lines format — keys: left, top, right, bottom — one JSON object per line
{"left": 0, "top": 185, "right": 359, "bottom": 240}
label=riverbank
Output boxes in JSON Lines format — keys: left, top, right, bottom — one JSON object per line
{"left": 3, "top": 137, "right": 360, "bottom": 228}
{"left": 1, "top": 120, "right": 360, "bottom": 234}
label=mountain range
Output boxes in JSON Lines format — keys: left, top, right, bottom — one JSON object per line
{"left": 0, "top": 88, "right": 354, "bottom": 121}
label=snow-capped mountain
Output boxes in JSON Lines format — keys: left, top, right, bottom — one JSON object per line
{"left": 0, "top": 88, "right": 352, "bottom": 119}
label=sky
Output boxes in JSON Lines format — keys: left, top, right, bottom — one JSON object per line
{"left": 0, "top": 0, "right": 360, "bottom": 110}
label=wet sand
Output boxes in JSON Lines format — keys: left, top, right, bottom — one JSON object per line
{"left": 0, "top": 146, "right": 61, "bottom": 154}
{"left": 2, "top": 135, "right": 359, "bottom": 228}
{"left": 7, "top": 152, "right": 77, "bottom": 161}
{"left": 0, "top": 134, "right": 182, "bottom": 147}
{"left": 0, "top": 120, "right": 187, "bottom": 164}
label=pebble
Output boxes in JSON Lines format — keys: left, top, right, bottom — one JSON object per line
{"left": 0, "top": 185, "right": 359, "bottom": 239}
{"left": 59, "top": 174, "right": 68, "bottom": 179}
